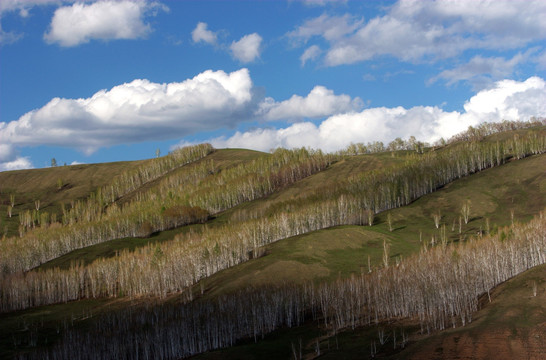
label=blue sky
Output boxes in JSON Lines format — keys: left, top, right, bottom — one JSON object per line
{"left": 1, "top": 0, "right": 545, "bottom": 170}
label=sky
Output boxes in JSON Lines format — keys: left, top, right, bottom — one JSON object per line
{"left": 1, "top": 0, "right": 545, "bottom": 171}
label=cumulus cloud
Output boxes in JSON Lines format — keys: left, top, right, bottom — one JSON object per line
{"left": 1, "top": 68, "right": 257, "bottom": 155}
{"left": 184, "top": 77, "right": 546, "bottom": 152}
{"left": 192, "top": 22, "right": 217, "bottom": 45}
{"left": 288, "top": 0, "right": 546, "bottom": 66}
{"left": 44, "top": 0, "right": 167, "bottom": 47}
{"left": 0, "top": 157, "right": 33, "bottom": 171}
{"left": 0, "top": 142, "right": 34, "bottom": 171}
{"left": 230, "top": 33, "right": 262, "bottom": 63}
{"left": 258, "top": 85, "right": 362, "bottom": 121}
{"left": 2, "top": 68, "right": 363, "bottom": 163}
{"left": 300, "top": 45, "right": 321, "bottom": 66}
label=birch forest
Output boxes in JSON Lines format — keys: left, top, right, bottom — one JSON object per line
{"left": 1, "top": 120, "right": 546, "bottom": 359}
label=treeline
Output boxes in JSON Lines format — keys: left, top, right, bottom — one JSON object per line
{"left": 338, "top": 135, "right": 428, "bottom": 156}
{"left": 18, "top": 209, "right": 546, "bottom": 359}
{"left": 238, "top": 131, "right": 546, "bottom": 222}
{"left": 3, "top": 132, "right": 545, "bottom": 311}
{"left": 336, "top": 119, "right": 546, "bottom": 157}
{"left": 0, "top": 148, "right": 331, "bottom": 274}
{"left": 447, "top": 118, "right": 546, "bottom": 143}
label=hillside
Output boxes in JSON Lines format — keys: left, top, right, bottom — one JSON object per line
{"left": 398, "top": 263, "right": 546, "bottom": 360}
{"left": 0, "top": 160, "right": 146, "bottom": 237}
{"left": 1, "top": 123, "right": 546, "bottom": 359}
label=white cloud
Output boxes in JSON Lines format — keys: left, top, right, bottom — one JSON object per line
{"left": 0, "top": 143, "right": 14, "bottom": 162}
{"left": 0, "top": 137, "right": 33, "bottom": 171}
{"left": 44, "top": 1, "right": 167, "bottom": 47}
{"left": 188, "top": 77, "right": 546, "bottom": 152}
{"left": 192, "top": 22, "right": 217, "bottom": 45}
{"left": 0, "top": 0, "right": 62, "bottom": 45}
{"left": 258, "top": 85, "right": 362, "bottom": 121}
{"left": 0, "top": 0, "right": 61, "bottom": 16}
{"left": 230, "top": 33, "right": 262, "bottom": 63}
{"left": 2, "top": 68, "right": 364, "bottom": 159}
{"left": 536, "top": 50, "right": 546, "bottom": 70}
{"left": 301, "top": 0, "right": 348, "bottom": 6}
{"left": 288, "top": 13, "right": 361, "bottom": 44}
{"left": 462, "top": 77, "right": 546, "bottom": 123}
{"left": 430, "top": 52, "right": 532, "bottom": 88}
{"left": 1, "top": 69, "right": 257, "bottom": 154}
{"left": 289, "top": 1, "right": 546, "bottom": 66}
{"left": 0, "top": 157, "right": 33, "bottom": 171}
{"left": 300, "top": 45, "right": 321, "bottom": 66}
{"left": 0, "top": 23, "right": 22, "bottom": 45}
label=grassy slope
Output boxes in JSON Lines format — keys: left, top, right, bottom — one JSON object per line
{"left": 37, "top": 149, "right": 266, "bottom": 270}
{"left": 2, "top": 133, "right": 546, "bottom": 358}
{"left": 218, "top": 151, "right": 409, "bottom": 223}
{"left": 272, "top": 263, "right": 546, "bottom": 360}
{"left": 395, "top": 263, "right": 546, "bottom": 360}
{"left": 117, "top": 148, "right": 265, "bottom": 206}
{"left": 0, "top": 160, "right": 146, "bottom": 238}
{"left": 197, "top": 153, "right": 546, "bottom": 299}
{"left": 36, "top": 150, "right": 403, "bottom": 270}
{"left": 191, "top": 152, "right": 546, "bottom": 359}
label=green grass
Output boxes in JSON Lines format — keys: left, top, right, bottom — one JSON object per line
{"left": 219, "top": 151, "right": 409, "bottom": 221}
{"left": 117, "top": 148, "right": 266, "bottom": 206}
{"left": 34, "top": 149, "right": 266, "bottom": 271}
{"left": 2, "top": 131, "right": 546, "bottom": 358}
{"left": 0, "top": 160, "right": 146, "bottom": 238}
{"left": 187, "top": 152, "right": 546, "bottom": 359}
{"left": 0, "top": 148, "right": 265, "bottom": 240}
{"left": 196, "top": 153, "right": 546, "bottom": 301}
{"left": 37, "top": 224, "right": 206, "bottom": 271}
{"left": 35, "top": 151, "right": 406, "bottom": 274}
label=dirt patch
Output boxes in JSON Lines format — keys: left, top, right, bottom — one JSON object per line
{"left": 406, "top": 328, "right": 546, "bottom": 360}
{"left": 401, "top": 264, "right": 546, "bottom": 360}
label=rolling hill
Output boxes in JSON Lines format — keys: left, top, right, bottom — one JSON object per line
{"left": 1, "top": 122, "right": 545, "bottom": 359}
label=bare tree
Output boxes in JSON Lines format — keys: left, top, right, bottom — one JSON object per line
{"left": 367, "top": 210, "right": 374, "bottom": 226}
{"left": 382, "top": 240, "right": 390, "bottom": 268}
{"left": 461, "top": 200, "right": 471, "bottom": 224}
{"left": 433, "top": 211, "right": 441, "bottom": 229}
{"left": 387, "top": 213, "right": 394, "bottom": 232}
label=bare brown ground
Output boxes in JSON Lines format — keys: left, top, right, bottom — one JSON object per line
{"left": 401, "top": 264, "right": 546, "bottom": 360}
